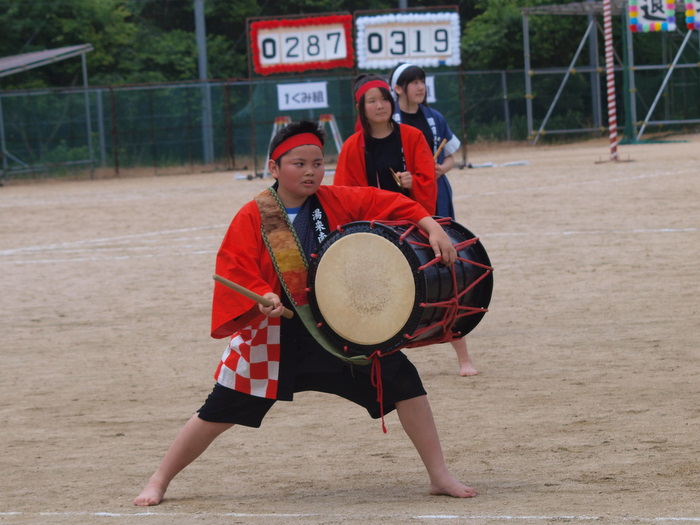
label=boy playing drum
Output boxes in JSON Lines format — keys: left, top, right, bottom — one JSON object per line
{"left": 134, "top": 120, "right": 476, "bottom": 506}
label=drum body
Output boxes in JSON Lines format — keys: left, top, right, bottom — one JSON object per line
{"left": 307, "top": 220, "right": 493, "bottom": 357}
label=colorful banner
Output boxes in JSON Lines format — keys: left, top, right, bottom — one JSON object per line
{"left": 629, "top": 0, "right": 677, "bottom": 32}
{"left": 250, "top": 15, "right": 354, "bottom": 76}
{"left": 686, "top": 0, "right": 700, "bottom": 29}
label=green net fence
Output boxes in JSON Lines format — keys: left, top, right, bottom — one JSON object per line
{"left": 1, "top": 59, "right": 699, "bottom": 182}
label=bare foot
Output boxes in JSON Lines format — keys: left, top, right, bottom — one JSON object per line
{"left": 430, "top": 475, "right": 477, "bottom": 498}
{"left": 459, "top": 361, "right": 478, "bottom": 377}
{"left": 452, "top": 339, "right": 478, "bottom": 376}
{"left": 134, "top": 481, "right": 166, "bottom": 506}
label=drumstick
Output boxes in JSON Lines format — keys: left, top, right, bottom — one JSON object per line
{"left": 389, "top": 167, "right": 402, "bottom": 188}
{"left": 213, "top": 274, "right": 294, "bottom": 319}
{"left": 433, "top": 138, "right": 448, "bottom": 160}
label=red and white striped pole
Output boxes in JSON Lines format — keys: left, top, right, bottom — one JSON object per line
{"left": 603, "top": 0, "right": 619, "bottom": 161}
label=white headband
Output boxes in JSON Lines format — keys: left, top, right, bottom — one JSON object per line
{"left": 390, "top": 63, "right": 414, "bottom": 89}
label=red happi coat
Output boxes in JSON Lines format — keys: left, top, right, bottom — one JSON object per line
{"left": 211, "top": 184, "right": 430, "bottom": 399}
{"left": 334, "top": 123, "right": 437, "bottom": 215}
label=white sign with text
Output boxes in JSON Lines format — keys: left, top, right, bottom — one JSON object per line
{"left": 277, "top": 82, "right": 329, "bottom": 111}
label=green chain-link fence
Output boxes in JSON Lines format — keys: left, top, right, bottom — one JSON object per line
{"left": 1, "top": 61, "right": 699, "bottom": 182}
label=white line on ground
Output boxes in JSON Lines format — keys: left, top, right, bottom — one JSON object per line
{"left": 2, "top": 511, "right": 700, "bottom": 521}
{"left": 0, "top": 225, "right": 228, "bottom": 256}
{"left": 455, "top": 170, "right": 690, "bottom": 201}
{"left": 482, "top": 227, "right": 697, "bottom": 238}
{"left": 1, "top": 227, "right": 695, "bottom": 265}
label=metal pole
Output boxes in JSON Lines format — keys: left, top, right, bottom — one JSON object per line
{"left": 81, "top": 52, "right": 95, "bottom": 176}
{"left": 587, "top": 0, "right": 601, "bottom": 130}
{"left": 501, "top": 71, "right": 511, "bottom": 141}
{"left": 0, "top": 95, "right": 7, "bottom": 173}
{"left": 533, "top": 20, "right": 595, "bottom": 144}
{"left": 109, "top": 87, "right": 120, "bottom": 177}
{"left": 625, "top": 8, "right": 638, "bottom": 137}
{"left": 636, "top": 29, "right": 694, "bottom": 141}
{"left": 621, "top": 8, "right": 636, "bottom": 142}
{"left": 96, "top": 88, "right": 106, "bottom": 166}
{"left": 246, "top": 18, "right": 257, "bottom": 177}
{"left": 458, "top": 65, "right": 468, "bottom": 166}
{"left": 522, "top": 14, "right": 534, "bottom": 140}
{"left": 195, "top": 0, "right": 214, "bottom": 164}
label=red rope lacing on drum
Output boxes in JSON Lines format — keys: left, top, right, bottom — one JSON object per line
{"left": 320, "top": 219, "right": 493, "bottom": 430}
{"left": 399, "top": 244, "right": 492, "bottom": 345}
{"left": 380, "top": 219, "right": 493, "bottom": 347}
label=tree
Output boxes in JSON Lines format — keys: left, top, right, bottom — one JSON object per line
{"left": 0, "top": 0, "right": 137, "bottom": 88}
{"left": 0, "top": 0, "right": 517, "bottom": 88}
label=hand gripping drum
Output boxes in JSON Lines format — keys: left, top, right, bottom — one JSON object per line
{"left": 307, "top": 219, "right": 493, "bottom": 357}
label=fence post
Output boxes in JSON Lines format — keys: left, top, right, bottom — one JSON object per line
{"left": 501, "top": 71, "right": 511, "bottom": 142}
{"left": 224, "top": 83, "right": 235, "bottom": 170}
{"left": 109, "top": 86, "right": 119, "bottom": 177}
{"left": 522, "top": 13, "right": 535, "bottom": 140}
{"left": 96, "top": 88, "right": 107, "bottom": 167}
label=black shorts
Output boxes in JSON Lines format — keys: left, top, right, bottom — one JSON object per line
{"left": 197, "top": 358, "right": 426, "bottom": 427}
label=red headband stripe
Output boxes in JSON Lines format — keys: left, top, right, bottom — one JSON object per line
{"left": 355, "top": 80, "right": 391, "bottom": 102}
{"left": 270, "top": 133, "right": 323, "bottom": 161}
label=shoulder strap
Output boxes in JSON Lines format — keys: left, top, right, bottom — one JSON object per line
{"left": 255, "top": 187, "right": 308, "bottom": 306}
{"left": 255, "top": 187, "right": 370, "bottom": 366}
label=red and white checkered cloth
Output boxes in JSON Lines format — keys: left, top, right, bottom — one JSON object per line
{"left": 214, "top": 316, "right": 281, "bottom": 398}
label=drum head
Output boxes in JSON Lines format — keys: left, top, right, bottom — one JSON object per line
{"left": 313, "top": 232, "right": 416, "bottom": 346}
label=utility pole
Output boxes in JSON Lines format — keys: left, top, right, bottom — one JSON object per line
{"left": 194, "top": 0, "right": 214, "bottom": 164}
{"left": 587, "top": 0, "right": 601, "bottom": 131}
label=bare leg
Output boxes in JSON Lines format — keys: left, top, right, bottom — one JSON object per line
{"left": 396, "top": 396, "right": 477, "bottom": 498}
{"left": 134, "top": 415, "right": 233, "bottom": 506}
{"left": 451, "top": 338, "right": 478, "bottom": 376}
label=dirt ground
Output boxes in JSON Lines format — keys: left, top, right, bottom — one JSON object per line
{"left": 1, "top": 135, "right": 699, "bottom": 524}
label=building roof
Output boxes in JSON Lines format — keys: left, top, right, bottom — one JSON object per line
{"left": 0, "top": 44, "right": 93, "bottom": 79}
